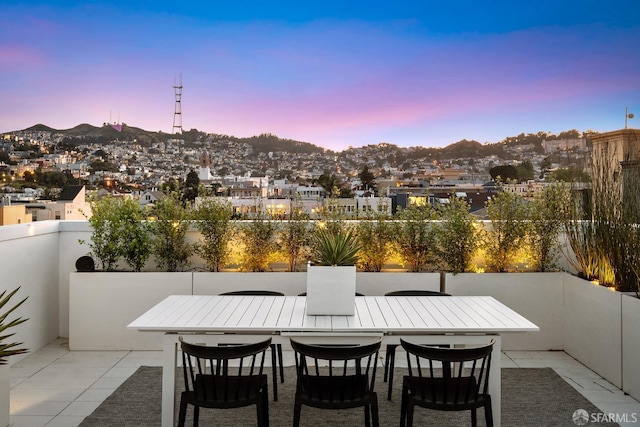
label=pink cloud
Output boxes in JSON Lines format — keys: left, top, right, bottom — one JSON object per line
{"left": 0, "top": 46, "right": 47, "bottom": 70}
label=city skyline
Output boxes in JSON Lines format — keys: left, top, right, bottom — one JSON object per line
{"left": 1, "top": 1, "right": 639, "bottom": 151}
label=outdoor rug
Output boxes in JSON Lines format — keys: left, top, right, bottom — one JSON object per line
{"left": 79, "top": 366, "right": 617, "bottom": 427}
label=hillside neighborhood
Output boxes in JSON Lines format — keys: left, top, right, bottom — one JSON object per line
{"left": 0, "top": 122, "right": 630, "bottom": 224}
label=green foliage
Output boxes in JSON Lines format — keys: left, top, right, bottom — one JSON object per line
{"left": 193, "top": 198, "right": 234, "bottom": 272}
{"left": 279, "top": 204, "right": 312, "bottom": 272}
{"left": 484, "top": 190, "right": 531, "bottom": 272}
{"left": 515, "top": 161, "right": 535, "bottom": 182}
{"left": 528, "top": 183, "right": 570, "bottom": 272}
{"left": 392, "top": 205, "right": 439, "bottom": 272}
{"left": 82, "top": 196, "right": 150, "bottom": 271}
{"left": 551, "top": 167, "right": 591, "bottom": 182}
{"left": 240, "top": 212, "right": 279, "bottom": 272}
{"left": 0, "top": 287, "right": 29, "bottom": 364}
{"left": 183, "top": 170, "right": 200, "bottom": 205}
{"left": 435, "top": 197, "right": 479, "bottom": 274}
{"left": 489, "top": 165, "right": 518, "bottom": 182}
{"left": 149, "top": 194, "right": 194, "bottom": 272}
{"left": 358, "top": 165, "right": 376, "bottom": 192}
{"left": 118, "top": 199, "right": 152, "bottom": 272}
{"left": 310, "top": 227, "right": 361, "bottom": 266}
{"left": 356, "top": 202, "right": 391, "bottom": 272}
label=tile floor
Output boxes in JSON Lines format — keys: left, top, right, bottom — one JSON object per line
{"left": 9, "top": 339, "right": 640, "bottom": 427}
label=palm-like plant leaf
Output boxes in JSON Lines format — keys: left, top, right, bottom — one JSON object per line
{"left": 310, "top": 228, "right": 361, "bottom": 266}
{"left": 0, "top": 287, "right": 29, "bottom": 364}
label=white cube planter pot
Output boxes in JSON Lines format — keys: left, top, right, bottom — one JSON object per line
{"left": 306, "top": 266, "right": 356, "bottom": 315}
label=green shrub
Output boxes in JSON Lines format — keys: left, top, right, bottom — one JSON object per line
{"left": 149, "top": 193, "right": 194, "bottom": 272}
{"left": 392, "top": 205, "right": 439, "bottom": 272}
{"left": 193, "top": 198, "right": 234, "bottom": 272}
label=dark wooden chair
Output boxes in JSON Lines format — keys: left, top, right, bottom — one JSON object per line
{"left": 290, "top": 338, "right": 381, "bottom": 427}
{"left": 298, "top": 292, "right": 365, "bottom": 296}
{"left": 219, "top": 290, "right": 285, "bottom": 401}
{"left": 178, "top": 336, "right": 272, "bottom": 427}
{"left": 399, "top": 338, "right": 495, "bottom": 427}
{"left": 383, "top": 290, "right": 451, "bottom": 400}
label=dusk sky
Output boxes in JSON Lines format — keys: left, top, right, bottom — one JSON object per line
{"left": 2, "top": 1, "right": 639, "bottom": 151}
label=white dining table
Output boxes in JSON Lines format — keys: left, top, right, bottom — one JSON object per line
{"left": 128, "top": 295, "right": 539, "bottom": 427}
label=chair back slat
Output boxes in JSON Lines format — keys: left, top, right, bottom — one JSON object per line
{"left": 401, "top": 338, "right": 494, "bottom": 407}
{"left": 180, "top": 337, "right": 271, "bottom": 403}
{"left": 291, "top": 339, "right": 381, "bottom": 404}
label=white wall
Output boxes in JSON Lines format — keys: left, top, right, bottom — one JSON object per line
{"left": 564, "top": 274, "right": 622, "bottom": 388}
{"left": 446, "top": 272, "right": 564, "bottom": 351}
{"left": 0, "top": 222, "right": 60, "bottom": 364}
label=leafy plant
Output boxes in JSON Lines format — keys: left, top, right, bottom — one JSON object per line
{"left": 80, "top": 196, "right": 151, "bottom": 271}
{"left": 240, "top": 211, "right": 279, "bottom": 272}
{"left": 356, "top": 201, "right": 392, "bottom": 272}
{"left": 391, "top": 205, "right": 439, "bottom": 272}
{"left": 118, "top": 199, "right": 152, "bottom": 272}
{"left": 0, "top": 287, "right": 29, "bottom": 364}
{"left": 279, "top": 202, "right": 312, "bottom": 272}
{"left": 435, "top": 197, "right": 479, "bottom": 274}
{"left": 310, "top": 227, "right": 361, "bottom": 266}
{"left": 483, "top": 189, "right": 531, "bottom": 272}
{"left": 193, "top": 198, "right": 234, "bottom": 272}
{"left": 528, "top": 182, "right": 570, "bottom": 272}
{"left": 149, "top": 193, "right": 194, "bottom": 272}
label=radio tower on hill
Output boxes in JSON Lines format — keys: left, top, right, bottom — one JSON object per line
{"left": 172, "top": 73, "right": 183, "bottom": 134}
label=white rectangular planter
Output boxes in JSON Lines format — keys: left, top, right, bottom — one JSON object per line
{"left": 193, "top": 272, "right": 307, "bottom": 296}
{"left": 306, "top": 266, "right": 356, "bottom": 315}
{"left": 564, "top": 274, "right": 622, "bottom": 388}
{"left": 445, "top": 272, "right": 564, "bottom": 351}
{"left": 69, "top": 272, "right": 193, "bottom": 350}
{"left": 622, "top": 293, "right": 640, "bottom": 400}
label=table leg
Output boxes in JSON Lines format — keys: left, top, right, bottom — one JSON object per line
{"left": 489, "top": 335, "right": 502, "bottom": 427}
{"left": 162, "top": 335, "right": 178, "bottom": 427}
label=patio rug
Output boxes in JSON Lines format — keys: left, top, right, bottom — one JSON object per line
{"left": 79, "top": 366, "right": 617, "bottom": 427}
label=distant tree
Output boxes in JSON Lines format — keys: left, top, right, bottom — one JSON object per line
{"left": 183, "top": 170, "right": 199, "bottom": 205}
{"left": 358, "top": 165, "right": 376, "bottom": 192}
{"left": 551, "top": 167, "right": 590, "bottom": 183}
{"left": 516, "top": 161, "right": 535, "bottom": 182}
{"left": 317, "top": 173, "right": 353, "bottom": 198}
{"left": 161, "top": 179, "right": 181, "bottom": 194}
{"left": 22, "top": 171, "right": 35, "bottom": 183}
{"left": 89, "top": 160, "right": 118, "bottom": 173}
{"left": 37, "top": 170, "right": 69, "bottom": 188}
{"left": 489, "top": 165, "right": 518, "bottom": 182}
{"left": 0, "top": 152, "right": 11, "bottom": 164}
{"left": 539, "top": 157, "right": 552, "bottom": 179}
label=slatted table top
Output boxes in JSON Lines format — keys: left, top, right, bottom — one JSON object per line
{"left": 128, "top": 295, "right": 539, "bottom": 334}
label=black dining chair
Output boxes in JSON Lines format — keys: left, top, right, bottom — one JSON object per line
{"left": 399, "top": 338, "right": 495, "bottom": 427}
{"left": 220, "top": 290, "right": 285, "bottom": 400}
{"left": 383, "top": 290, "right": 451, "bottom": 400}
{"left": 298, "top": 291, "right": 365, "bottom": 296}
{"left": 290, "top": 338, "right": 382, "bottom": 427}
{"left": 177, "top": 336, "right": 272, "bottom": 427}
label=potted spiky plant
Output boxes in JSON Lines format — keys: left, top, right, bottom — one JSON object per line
{"left": 0, "top": 287, "right": 29, "bottom": 427}
{"left": 306, "top": 227, "right": 361, "bottom": 315}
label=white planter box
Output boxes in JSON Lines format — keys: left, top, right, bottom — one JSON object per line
{"left": 69, "top": 272, "right": 193, "bottom": 350}
{"left": 306, "top": 266, "right": 356, "bottom": 315}
{"left": 446, "top": 272, "right": 564, "bottom": 351}
{"left": 193, "top": 272, "right": 307, "bottom": 296}
{"left": 622, "top": 293, "right": 640, "bottom": 400}
{"left": 564, "top": 274, "right": 622, "bottom": 388}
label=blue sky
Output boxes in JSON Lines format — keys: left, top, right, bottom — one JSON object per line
{"left": 1, "top": 1, "right": 639, "bottom": 150}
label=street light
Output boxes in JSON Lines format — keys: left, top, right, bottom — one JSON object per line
{"left": 625, "top": 106, "right": 635, "bottom": 129}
